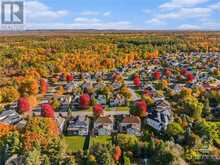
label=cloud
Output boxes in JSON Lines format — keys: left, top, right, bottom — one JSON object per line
{"left": 103, "top": 11, "right": 111, "bottom": 16}
{"left": 178, "top": 24, "right": 201, "bottom": 30}
{"left": 160, "top": 0, "right": 209, "bottom": 9}
{"left": 80, "top": 10, "right": 99, "bottom": 16}
{"left": 209, "top": 2, "right": 220, "bottom": 11}
{"left": 25, "top": 1, "right": 68, "bottom": 23}
{"left": 147, "top": 7, "right": 211, "bottom": 25}
{"left": 146, "top": 18, "right": 165, "bottom": 25}
{"left": 74, "top": 17, "right": 101, "bottom": 24}
{"left": 26, "top": 21, "right": 135, "bottom": 30}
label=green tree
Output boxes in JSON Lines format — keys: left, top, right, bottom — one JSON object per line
{"left": 123, "top": 155, "right": 131, "bottom": 165}
{"left": 25, "top": 147, "right": 41, "bottom": 165}
{"left": 89, "top": 143, "right": 113, "bottom": 165}
{"left": 167, "top": 122, "right": 184, "bottom": 137}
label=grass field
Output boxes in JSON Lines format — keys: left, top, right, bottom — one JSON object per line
{"left": 64, "top": 136, "right": 86, "bottom": 153}
{"left": 106, "top": 106, "right": 130, "bottom": 111}
{"left": 90, "top": 136, "right": 112, "bottom": 145}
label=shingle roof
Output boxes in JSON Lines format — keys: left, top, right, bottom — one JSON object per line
{"left": 95, "top": 116, "right": 113, "bottom": 124}
{"left": 122, "top": 116, "right": 140, "bottom": 124}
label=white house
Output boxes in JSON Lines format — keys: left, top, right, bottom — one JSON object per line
{"left": 94, "top": 116, "right": 114, "bottom": 136}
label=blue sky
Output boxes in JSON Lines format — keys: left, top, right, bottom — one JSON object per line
{"left": 23, "top": 0, "right": 220, "bottom": 30}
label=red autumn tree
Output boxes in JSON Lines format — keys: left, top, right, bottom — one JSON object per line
{"left": 93, "top": 104, "right": 104, "bottom": 117}
{"left": 135, "top": 100, "right": 148, "bottom": 117}
{"left": 164, "top": 68, "right": 172, "bottom": 77}
{"left": 66, "top": 73, "right": 74, "bottom": 82}
{"left": 18, "top": 97, "right": 31, "bottom": 113}
{"left": 40, "top": 79, "right": 48, "bottom": 95}
{"left": 114, "top": 145, "right": 122, "bottom": 161}
{"left": 153, "top": 71, "right": 161, "bottom": 80}
{"left": 133, "top": 75, "right": 141, "bottom": 87}
{"left": 181, "top": 68, "right": 187, "bottom": 76}
{"left": 41, "top": 103, "right": 55, "bottom": 118}
{"left": 186, "top": 72, "right": 194, "bottom": 82}
{"left": 80, "top": 94, "right": 90, "bottom": 109}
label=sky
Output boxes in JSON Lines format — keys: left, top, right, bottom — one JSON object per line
{"left": 14, "top": 0, "right": 220, "bottom": 30}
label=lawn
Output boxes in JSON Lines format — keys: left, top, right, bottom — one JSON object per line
{"left": 90, "top": 136, "right": 112, "bottom": 145}
{"left": 106, "top": 106, "right": 130, "bottom": 112}
{"left": 64, "top": 136, "right": 86, "bottom": 153}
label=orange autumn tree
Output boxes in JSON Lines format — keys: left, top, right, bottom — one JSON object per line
{"left": 0, "top": 124, "right": 17, "bottom": 139}
{"left": 23, "top": 117, "right": 59, "bottom": 151}
{"left": 114, "top": 145, "right": 122, "bottom": 161}
{"left": 16, "top": 76, "right": 39, "bottom": 96}
{"left": 40, "top": 79, "right": 48, "bottom": 96}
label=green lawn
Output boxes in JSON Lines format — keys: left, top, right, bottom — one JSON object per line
{"left": 90, "top": 136, "right": 112, "bottom": 145}
{"left": 106, "top": 106, "right": 130, "bottom": 112}
{"left": 64, "top": 136, "right": 85, "bottom": 153}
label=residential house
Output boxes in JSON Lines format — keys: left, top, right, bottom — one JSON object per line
{"left": 0, "top": 110, "right": 23, "bottom": 125}
{"left": 109, "top": 94, "right": 127, "bottom": 107}
{"left": 94, "top": 116, "right": 114, "bottom": 135}
{"left": 119, "top": 115, "right": 141, "bottom": 136}
{"left": 66, "top": 116, "right": 89, "bottom": 136}
{"left": 111, "top": 82, "right": 121, "bottom": 90}
{"left": 145, "top": 98, "right": 173, "bottom": 131}
{"left": 97, "top": 94, "right": 107, "bottom": 105}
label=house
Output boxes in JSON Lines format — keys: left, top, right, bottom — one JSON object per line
{"left": 145, "top": 99, "right": 173, "bottom": 131}
{"left": 119, "top": 115, "right": 141, "bottom": 136}
{"left": 72, "top": 94, "right": 80, "bottom": 106}
{"left": 64, "top": 82, "right": 79, "bottom": 93}
{"left": 173, "top": 84, "right": 185, "bottom": 94}
{"left": 111, "top": 82, "right": 121, "bottom": 90}
{"left": 109, "top": 95, "right": 127, "bottom": 107}
{"left": 97, "top": 94, "right": 107, "bottom": 105}
{"left": 81, "top": 72, "right": 91, "bottom": 80}
{"left": 66, "top": 116, "right": 89, "bottom": 136}
{"left": 82, "top": 81, "right": 93, "bottom": 90}
{"left": 0, "top": 110, "right": 23, "bottom": 125}
{"left": 94, "top": 116, "right": 114, "bottom": 135}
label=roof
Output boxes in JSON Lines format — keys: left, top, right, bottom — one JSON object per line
{"left": 121, "top": 116, "right": 140, "bottom": 124}
{"left": 95, "top": 116, "right": 113, "bottom": 124}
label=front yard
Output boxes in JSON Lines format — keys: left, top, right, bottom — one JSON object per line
{"left": 64, "top": 136, "right": 86, "bottom": 153}
{"left": 90, "top": 136, "right": 112, "bottom": 145}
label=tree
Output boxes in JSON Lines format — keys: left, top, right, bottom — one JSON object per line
{"left": 40, "top": 79, "right": 48, "bottom": 95}
{"left": 66, "top": 73, "right": 74, "bottom": 82}
{"left": 153, "top": 71, "right": 161, "bottom": 80}
{"left": 132, "top": 100, "right": 148, "bottom": 117}
{"left": 24, "top": 147, "right": 41, "bottom": 165}
{"left": 123, "top": 155, "right": 131, "bottom": 165}
{"left": 167, "top": 122, "right": 184, "bottom": 137}
{"left": 133, "top": 75, "right": 141, "bottom": 87}
{"left": 18, "top": 97, "right": 32, "bottom": 114}
{"left": 18, "top": 77, "right": 39, "bottom": 96}
{"left": 113, "top": 145, "right": 122, "bottom": 161}
{"left": 27, "top": 95, "right": 38, "bottom": 109}
{"left": 87, "top": 155, "right": 96, "bottom": 165}
{"left": 0, "top": 87, "right": 20, "bottom": 103}
{"left": 42, "top": 155, "right": 51, "bottom": 165}
{"left": 80, "top": 94, "right": 90, "bottom": 109}
{"left": 203, "top": 98, "right": 211, "bottom": 117}
{"left": 117, "top": 134, "right": 138, "bottom": 150}
{"left": 89, "top": 143, "right": 113, "bottom": 165}
{"left": 182, "top": 96, "right": 203, "bottom": 120}
{"left": 120, "top": 86, "right": 132, "bottom": 99}
{"left": 186, "top": 72, "right": 194, "bottom": 82}
{"left": 41, "top": 104, "right": 55, "bottom": 118}
{"left": 93, "top": 104, "right": 104, "bottom": 117}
